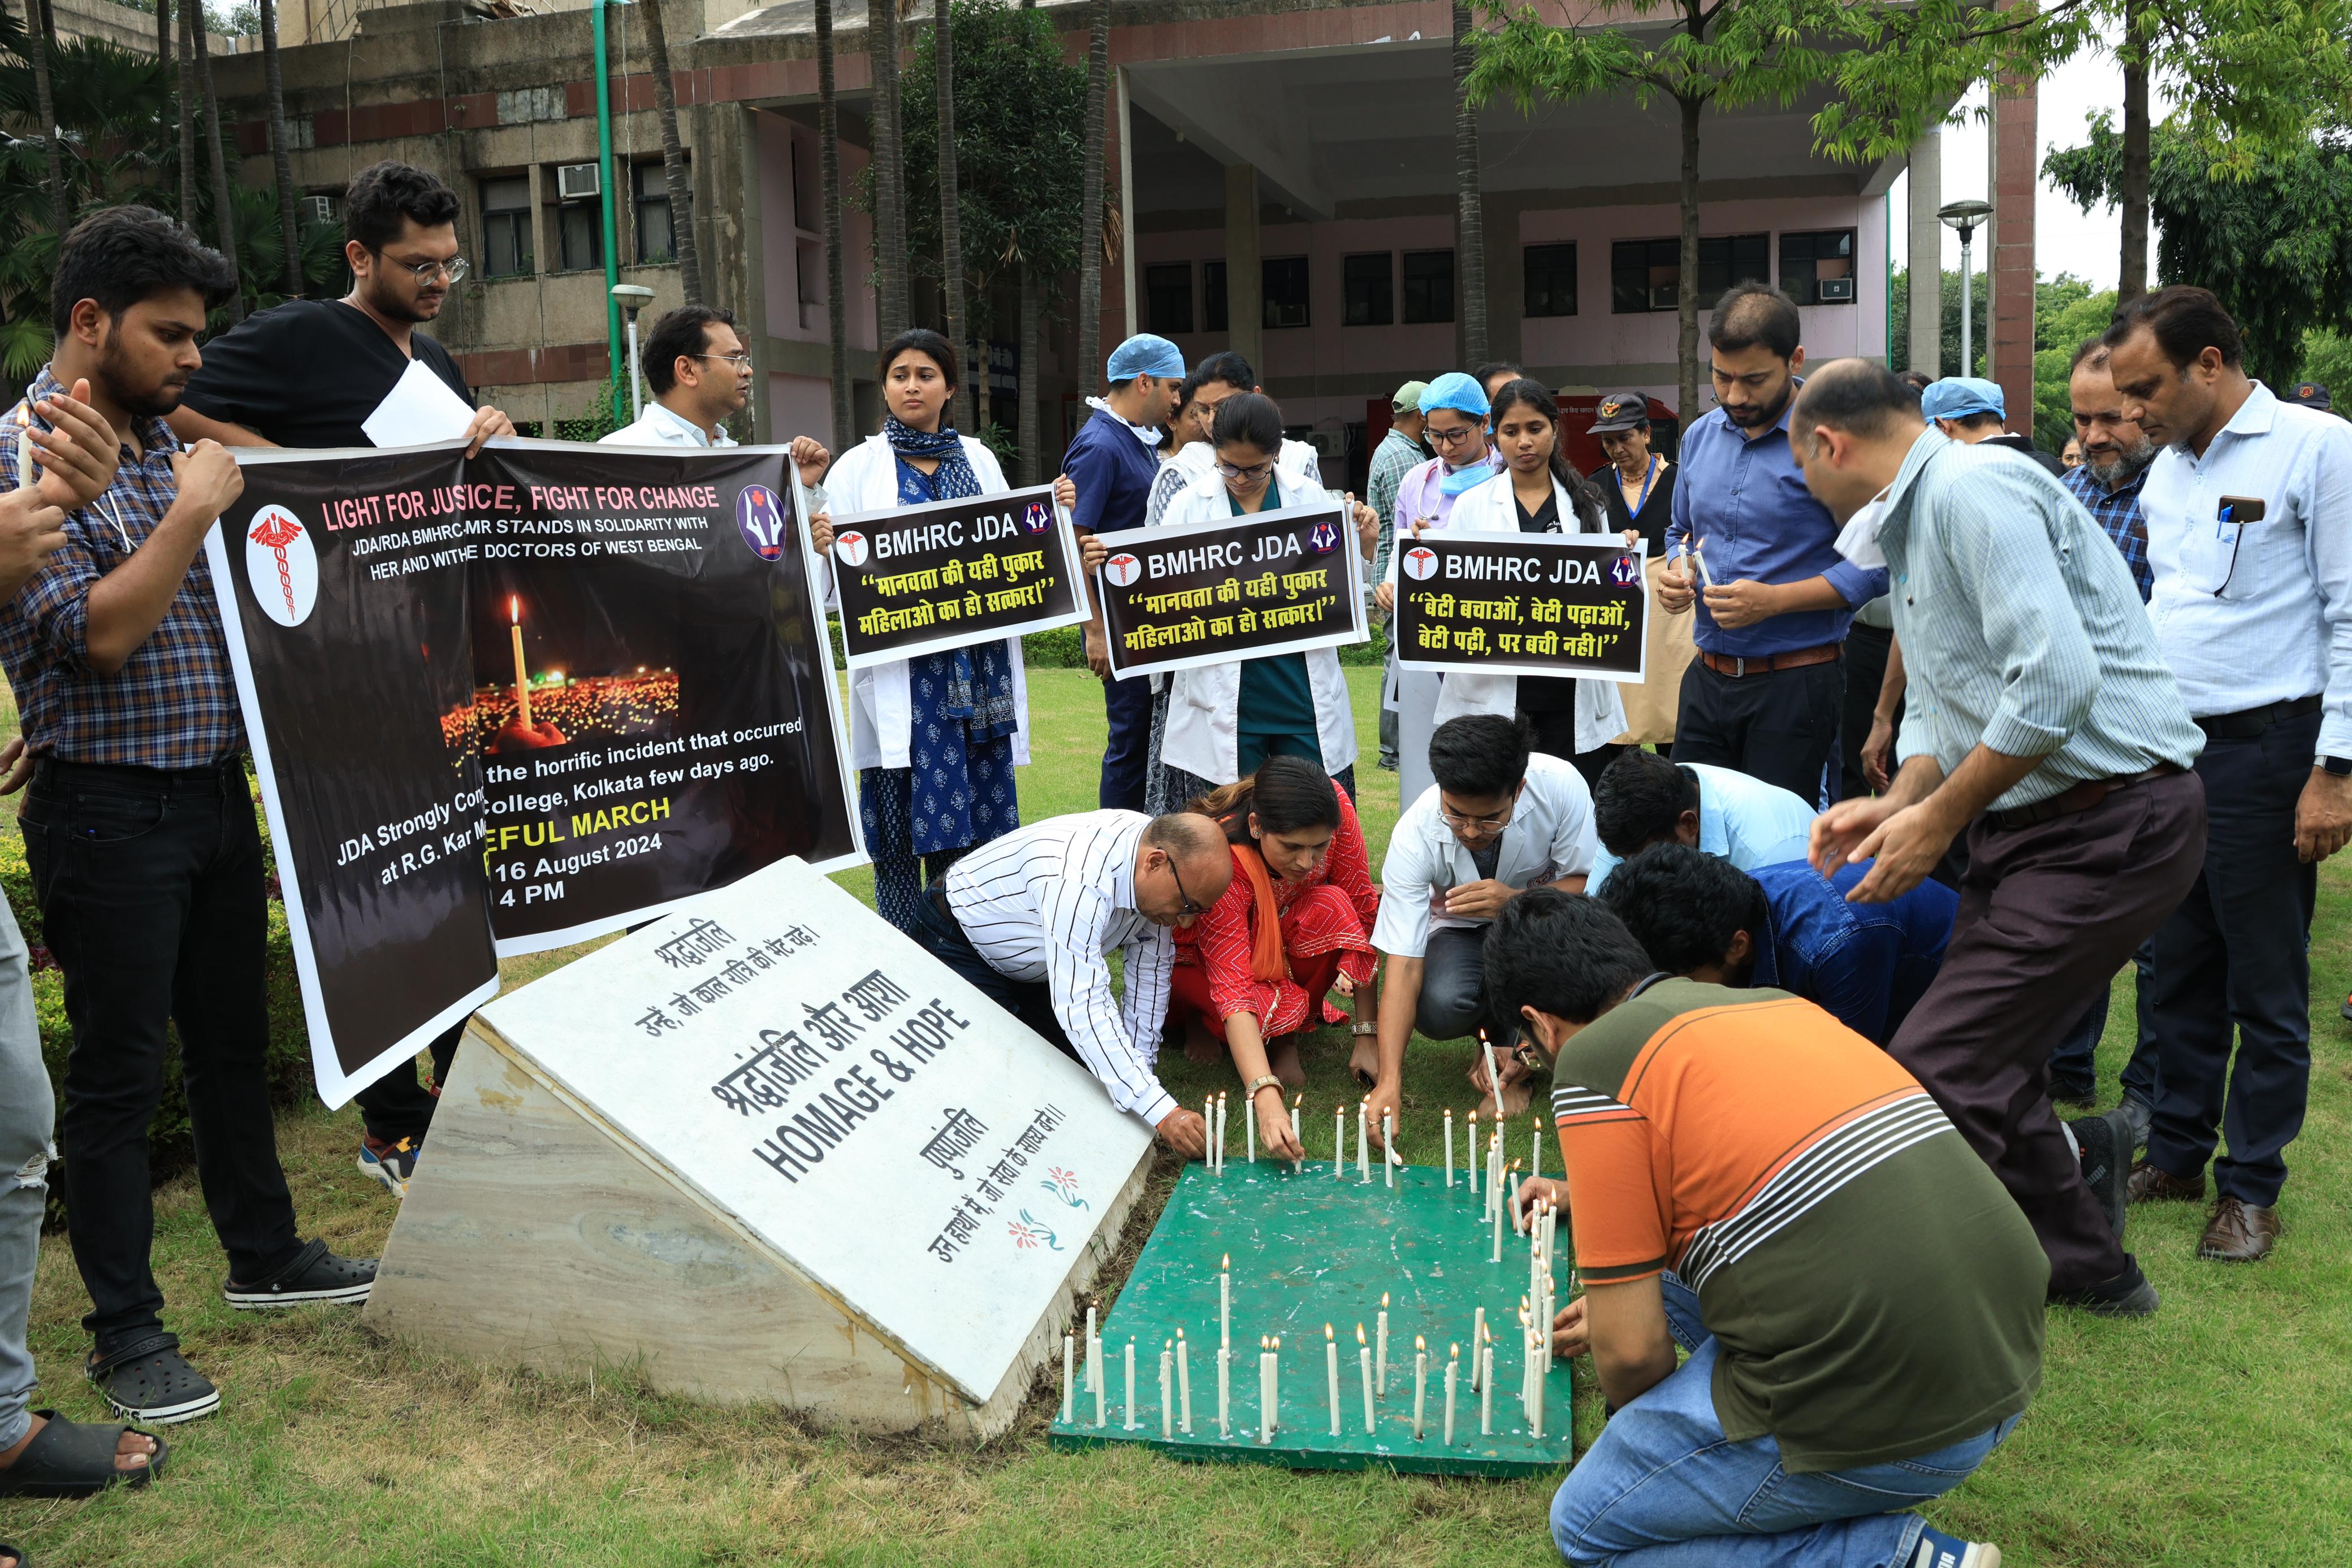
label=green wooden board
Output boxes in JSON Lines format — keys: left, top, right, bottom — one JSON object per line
{"left": 1049, "top": 1156, "right": 1576, "bottom": 1476}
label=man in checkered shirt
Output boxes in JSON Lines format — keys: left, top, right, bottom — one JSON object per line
{"left": 0, "top": 207, "right": 375, "bottom": 1432}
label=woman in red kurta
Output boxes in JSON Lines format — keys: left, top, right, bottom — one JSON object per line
{"left": 1171, "top": 756, "right": 1383, "bottom": 1157}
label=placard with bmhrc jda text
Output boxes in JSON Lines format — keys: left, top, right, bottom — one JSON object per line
{"left": 473, "top": 855, "right": 1153, "bottom": 1405}
{"left": 1094, "top": 503, "right": 1368, "bottom": 680}
{"left": 1394, "top": 534, "right": 1649, "bottom": 682}
{"left": 828, "top": 484, "right": 1091, "bottom": 669}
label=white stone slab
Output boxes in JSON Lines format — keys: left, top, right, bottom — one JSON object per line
{"left": 474, "top": 855, "right": 1154, "bottom": 1405}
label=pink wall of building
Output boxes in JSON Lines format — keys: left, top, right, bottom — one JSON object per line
{"left": 757, "top": 110, "right": 877, "bottom": 359}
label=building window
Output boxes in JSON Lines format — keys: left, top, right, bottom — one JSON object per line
{"left": 1401, "top": 249, "right": 1454, "bottom": 324}
{"left": 1204, "top": 260, "right": 1228, "bottom": 332}
{"left": 557, "top": 199, "right": 602, "bottom": 273}
{"left": 1343, "top": 252, "right": 1393, "bottom": 327}
{"left": 1610, "top": 234, "right": 1770, "bottom": 313}
{"left": 634, "top": 162, "right": 680, "bottom": 265}
{"left": 1523, "top": 242, "right": 1576, "bottom": 318}
{"left": 480, "top": 176, "right": 532, "bottom": 278}
{"left": 1145, "top": 262, "right": 1194, "bottom": 335}
{"left": 1263, "top": 256, "right": 1309, "bottom": 328}
{"left": 1779, "top": 228, "right": 1856, "bottom": 305}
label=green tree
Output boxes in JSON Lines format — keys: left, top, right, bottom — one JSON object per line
{"left": 1888, "top": 263, "right": 1989, "bottom": 386}
{"left": 2030, "top": 274, "right": 2116, "bottom": 450}
{"left": 2047, "top": 118, "right": 2352, "bottom": 385}
{"left": 2297, "top": 327, "right": 2352, "bottom": 395}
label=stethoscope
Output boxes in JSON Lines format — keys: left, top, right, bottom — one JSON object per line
{"left": 11, "top": 399, "right": 132, "bottom": 552}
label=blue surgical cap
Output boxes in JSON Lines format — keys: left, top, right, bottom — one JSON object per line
{"left": 1920, "top": 376, "right": 2005, "bottom": 422}
{"left": 1419, "top": 371, "right": 1490, "bottom": 419}
{"left": 1106, "top": 333, "right": 1186, "bottom": 382}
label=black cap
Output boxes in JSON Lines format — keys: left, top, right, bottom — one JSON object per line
{"left": 2285, "top": 380, "right": 2333, "bottom": 412}
{"left": 1588, "top": 391, "right": 1651, "bottom": 434}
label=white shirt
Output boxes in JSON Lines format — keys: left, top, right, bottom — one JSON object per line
{"left": 599, "top": 399, "right": 737, "bottom": 448}
{"left": 2139, "top": 382, "right": 2352, "bottom": 754}
{"left": 1587, "top": 761, "right": 1817, "bottom": 893}
{"left": 1372, "top": 752, "right": 1597, "bottom": 959}
{"left": 941, "top": 810, "right": 1177, "bottom": 1127}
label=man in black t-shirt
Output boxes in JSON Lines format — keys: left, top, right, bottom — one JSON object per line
{"left": 171, "top": 161, "right": 517, "bottom": 1196}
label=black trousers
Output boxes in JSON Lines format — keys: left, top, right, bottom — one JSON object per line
{"left": 1838, "top": 623, "right": 1893, "bottom": 803}
{"left": 352, "top": 1023, "right": 464, "bottom": 1145}
{"left": 2146, "top": 708, "right": 2319, "bottom": 1207}
{"left": 1100, "top": 672, "right": 1152, "bottom": 812}
{"left": 1671, "top": 654, "right": 1843, "bottom": 805}
{"left": 1524, "top": 706, "right": 1625, "bottom": 796}
{"left": 909, "top": 889, "right": 1080, "bottom": 1062}
{"left": 20, "top": 760, "right": 303, "bottom": 1350}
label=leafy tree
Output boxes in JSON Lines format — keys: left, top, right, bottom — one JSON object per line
{"left": 258, "top": 0, "right": 300, "bottom": 294}
{"left": 1075, "top": 0, "right": 1106, "bottom": 401}
{"left": 2031, "top": 274, "right": 2116, "bottom": 449}
{"left": 2047, "top": 118, "right": 2352, "bottom": 385}
{"left": 2297, "top": 327, "right": 2352, "bottom": 395}
{"left": 1888, "top": 263, "right": 1989, "bottom": 385}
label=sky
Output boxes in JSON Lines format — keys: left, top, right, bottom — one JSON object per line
{"left": 1886, "top": 49, "right": 2177, "bottom": 291}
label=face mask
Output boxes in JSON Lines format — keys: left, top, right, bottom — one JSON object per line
{"left": 1834, "top": 489, "right": 1893, "bottom": 569}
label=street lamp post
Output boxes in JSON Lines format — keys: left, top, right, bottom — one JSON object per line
{"left": 611, "top": 284, "right": 657, "bottom": 423}
{"left": 1937, "top": 200, "right": 1992, "bottom": 379}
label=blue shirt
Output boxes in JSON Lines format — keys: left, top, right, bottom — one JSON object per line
{"left": 1589, "top": 761, "right": 1816, "bottom": 892}
{"left": 2060, "top": 462, "right": 2152, "bottom": 602}
{"left": 1062, "top": 407, "right": 1161, "bottom": 537}
{"left": 1666, "top": 402, "right": 1888, "bottom": 655}
{"left": 1750, "top": 859, "right": 1957, "bottom": 1047}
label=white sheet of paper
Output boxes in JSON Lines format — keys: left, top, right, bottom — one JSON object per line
{"left": 361, "top": 356, "right": 477, "bottom": 448}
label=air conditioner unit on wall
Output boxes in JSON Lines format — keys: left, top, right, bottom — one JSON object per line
{"left": 557, "top": 162, "right": 602, "bottom": 201}
{"left": 1818, "top": 276, "right": 1856, "bottom": 302}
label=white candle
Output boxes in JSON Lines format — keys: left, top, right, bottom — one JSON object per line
{"left": 1061, "top": 1333, "right": 1074, "bottom": 1423}
{"left": 1124, "top": 1339, "right": 1137, "bottom": 1430}
{"left": 1445, "top": 1345, "right": 1458, "bottom": 1446}
{"left": 1218, "top": 1093, "right": 1230, "bottom": 1171}
{"left": 1219, "top": 1255, "right": 1230, "bottom": 1349}
{"left": 1467, "top": 1111, "right": 1480, "bottom": 1195}
{"left": 1356, "top": 1324, "right": 1373, "bottom": 1433}
{"left": 1412, "top": 1337, "right": 1427, "bottom": 1441}
{"left": 1334, "top": 1105, "right": 1345, "bottom": 1177}
{"left": 1270, "top": 1334, "right": 1281, "bottom": 1418}
{"left": 1259, "top": 1337, "right": 1274, "bottom": 1443}
{"left": 1357, "top": 1101, "right": 1370, "bottom": 1181}
{"left": 1095, "top": 1361, "right": 1106, "bottom": 1429}
{"left": 1218, "top": 1345, "right": 1230, "bottom": 1438}
{"left": 1325, "top": 1325, "right": 1340, "bottom": 1435}
{"left": 1246, "top": 1092, "right": 1256, "bottom": 1164}
{"left": 1444, "top": 1108, "right": 1454, "bottom": 1187}
{"left": 1480, "top": 1028, "right": 1501, "bottom": 1115}
{"left": 1292, "top": 1094, "right": 1305, "bottom": 1173}
{"left": 1532, "top": 1114, "right": 1543, "bottom": 1181}
{"left": 1491, "top": 1162, "right": 1504, "bottom": 1262}
{"left": 1177, "top": 1331, "right": 1192, "bottom": 1433}
{"left": 1376, "top": 1294, "right": 1389, "bottom": 1395}
{"left": 1471, "top": 1307, "right": 1485, "bottom": 1389}
{"left": 1085, "top": 1305, "right": 1099, "bottom": 1392}
{"left": 1160, "top": 1344, "right": 1173, "bottom": 1438}
{"left": 1383, "top": 1112, "right": 1395, "bottom": 1186}
{"left": 1481, "top": 1343, "right": 1493, "bottom": 1435}
{"left": 1531, "top": 1331, "right": 1545, "bottom": 1438}
{"left": 1511, "top": 1162, "right": 1525, "bottom": 1235}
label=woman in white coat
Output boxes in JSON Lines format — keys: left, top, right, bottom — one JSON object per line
{"left": 1158, "top": 392, "right": 1361, "bottom": 810}
{"left": 819, "top": 327, "right": 1076, "bottom": 931}
{"left": 1434, "top": 378, "right": 1635, "bottom": 790}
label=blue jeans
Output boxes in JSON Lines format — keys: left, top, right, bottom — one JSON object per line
{"left": 0, "top": 900, "right": 53, "bottom": 1453}
{"left": 2047, "top": 937, "right": 2159, "bottom": 1104}
{"left": 1551, "top": 1278, "right": 2019, "bottom": 1567}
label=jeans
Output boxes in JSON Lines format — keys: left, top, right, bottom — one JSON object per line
{"left": 1414, "top": 925, "right": 1495, "bottom": 1042}
{"left": 2047, "top": 938, "right": 2159, "bottom": 1104}
{"left": 1100, "top": 673, "right": 1152, "bottom": 812}
{"left": 1551, "top": 1278, "right": 2018, "bottom": 1567}
{"left": 20, "top": 760, "right": 302, "bottom": 1350}
{"left": 0, "top": 900, "right": 51, "bottom": 1453}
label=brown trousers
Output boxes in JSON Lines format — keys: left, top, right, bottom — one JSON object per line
{"left": 1889, "top": 770, "right": 2206, "bottom": 1293}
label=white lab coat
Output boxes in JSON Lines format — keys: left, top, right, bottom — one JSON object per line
{"left": 821, "top": 431, "right": 1033, "bottom": 772}
{"left": 1157, "top": 467, "right": 1359, "bottom": 785}
{"left": 1370, "top": 752, "right": 1597, "bottom": 956}
{"left": 1426, "top": 470, "right": 1629, "bottom": 756}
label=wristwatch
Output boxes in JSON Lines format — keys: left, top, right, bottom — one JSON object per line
{"left": 2323, "top": 756, "right": 2352, "bottom": 777}
{"left": 1243, "top": 1074, "right": 1283, "bottom": 1099}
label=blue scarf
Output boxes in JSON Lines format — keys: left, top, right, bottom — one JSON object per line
{"left": 885, "top": 417, "right": 1016, "bottom": 739}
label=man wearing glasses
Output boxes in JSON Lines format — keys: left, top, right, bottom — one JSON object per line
{"left": 1363, "top": 714, "right": 1597, "bottom": 1136}
{"left": 906, "top": 809, "right": 1233, "bottom": 1156}
{"left": 599, "top": 304, "right": 833, "bottom": 497}
{"left": 166, "top": 161, "right": 518, "bottom": 1196}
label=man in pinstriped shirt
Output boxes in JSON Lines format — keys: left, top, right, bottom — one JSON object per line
{"left": 908, "top": 809, "right": 1232, "bottom": 1156}
{"left": 1792, "top": 359, "right": 2206, "bottom": 1321}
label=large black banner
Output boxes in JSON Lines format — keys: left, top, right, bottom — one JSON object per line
{"left": 829, "top": 483, "right": 1089, "bottom": 668}
{"left": 1394, "top": 534, "right": 1649, "bottom": 681}
{"left": 1092, "top": 504, "right": 1367, "bottom": 680}
{"left": 207, "top": 440, "right": 860, "bottom": 1106}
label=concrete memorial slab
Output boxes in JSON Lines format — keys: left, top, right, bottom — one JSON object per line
{"left": 364, "top": 856, "right": 1155, "bottom": 1438}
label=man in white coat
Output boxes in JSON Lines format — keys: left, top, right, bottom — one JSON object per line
{"left": 600, "top": 305, "right": 831, "bottom": 496}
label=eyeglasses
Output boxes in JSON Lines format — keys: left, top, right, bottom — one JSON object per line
{"left": 695, "top": 352, "right": 755, "bottom": 369}
{"left": 381, "top": 253, "right": 469, "bottom": 285}
{"left": 1168, "top": 857, "right": 1206, "bottom": 917}
{"left": 1438, "top": 800, "right": 1516, "bottom": 832}
{"left": 1215, "top": 457, "right": 1274, "bottom": 482}
{"left": 1511, "top": 1037, "right": 1548, "bottom": 1072}
{"left": 1425, "top": 423, "right": 1484, "bottom": 449}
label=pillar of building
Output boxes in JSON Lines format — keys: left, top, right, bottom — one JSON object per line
{"left": 1224, "top": 162, "right": 1263, "bottom": 377}
{"left": 1906, "top": 128, "right": 1943, "bottom": 378}
{"left": 1989, "top": 64, "right": 2038, "bottom": 435}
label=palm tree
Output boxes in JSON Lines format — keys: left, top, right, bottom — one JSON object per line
{"left": 174, "top": 0, "right": 193, "bottom": 223}
{"left": 1452, "top": 0, "right": 1486, "bottom": 366}
{"left": 23, "top": 0, "right": 68, "bottom": 237}
{"left": 815, "top": 0, "right": 852, "bottom": 452}
{"left": 1015, "top": 0, "right": 1036, "bottom": 481}
{"left": 1075, "top": 0, "right": 1106, "bottom": 396}
{"left": 186, "top": 0, "right": 243, "bottom": 320}
{"left": 868, "top": 0, "right": 908, "bottom": 338}
{"left": 934, "top": 0, "right": 966, "bottom": 428}
{"left": 2117, "top": 0, "right": 2147, "bottom": 303}
{"left": 639, "top": 0, "right": 702, "bottom": 303}
{"left": 260, "top": 0, "right": 302, "bottom": 294}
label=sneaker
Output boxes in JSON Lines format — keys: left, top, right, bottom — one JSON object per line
{"left": 222, "top": 1238, "right": 376, "bottom": 1310}
{"left": 2068, "top": 1108, "right": 2132, "bottom": 1241}
{"left": 86, "top": 1333, "right": 219, "bottom": 1426}
{"left": 2048, "top": 1254, "right": 2159, "bottom": 1318}
{"left": 1911, "top": 1526, "right": 2001, "bottom": 1567}
{"left": 358, "top": 1134, "right": 422, "bottom": 1198}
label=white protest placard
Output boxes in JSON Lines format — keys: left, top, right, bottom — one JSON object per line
{"left": 470, "top": 855, "right": 1153, "bottom": 1405}
{"left": 361, "top": 356, "right": 479, "bottom": 447}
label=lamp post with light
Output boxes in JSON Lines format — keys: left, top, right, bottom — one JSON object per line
{"left": 1937, "top": 200, "right": 1992, "bottom": 379}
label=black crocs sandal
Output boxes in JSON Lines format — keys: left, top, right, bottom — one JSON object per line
{"left": 85, "top": 1333, "right": 220, "bottom": 1426}
{"left": 1, "top": 1543, "right": 25, "bottom": 1568}
{"left": 222, "top": 1237, "right": 376, "bottom": 1310}
{"left": 0, "top": 1407, "right": 167, "bottom": 1497}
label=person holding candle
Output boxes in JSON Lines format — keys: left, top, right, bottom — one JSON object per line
{"left": 1484, "top": 889, "right": 2042, "bottom": 1568}
{"left": 1169, "top": 756, "right": 1383, "bottom": 1140}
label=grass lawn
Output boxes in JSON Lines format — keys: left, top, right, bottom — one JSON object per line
{"left": 6, "top": 668, "right": 2352, "bottom": 1565}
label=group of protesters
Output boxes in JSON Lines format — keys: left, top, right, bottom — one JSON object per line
{"left": 2, "top": 151, "right": 2348, "bottom": 1568}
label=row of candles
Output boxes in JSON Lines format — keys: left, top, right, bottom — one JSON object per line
{"left": 1197, "top": 1088, "right": 1555, "bottom": 1205}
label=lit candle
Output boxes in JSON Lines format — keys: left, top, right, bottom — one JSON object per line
{"left": 1481, "top": 1341, "right": 1494, "bottom": 1435}
{"left": 1220, "top": 1254, "right": 1230, "bottom": 1349}
{"left": 1532, "top": 1115, "right": 1544, "bottom": 1181}
{"left": 1531, "top": 1330, "right": 1545, "bottom": 1439}
{"left": 1383, "top": 1112, "right": 1395, "bottom": 1187}
{"left": 1246, "top": 1093, "right": 1256, "bottom": 1164}
{"left": 1204, "top": 1095, "right": 1215, "bottom": 1172}
{"left": 1357, "top": 1100, "right": 1370, "bottom": 1181}
{"left": 1491, "top": 1156, "right": 1504, "bottom": 1262}
{"left": 1334, "top": 1104, "right": 1345, "bottom": 1177}
{"left": 1218, "top": 1344, "right": 1230, "bottom": 1439}
{"left": 1086, "top": 1305, "right": 1100, "bottom": 1393}
{"left": 1445, "top": 1344, "right": 1458, "bottom": 1446}
{"left": 1412, "top": 1336, "right": 1428, "bottom": 1441}
{"left": 1471, "top": 1307, "right": 1485, "bottom": 1389}
{"left": 1271, "top": 1334, "right": 1281, "bottom": 1420}
{"left": 1444, "top": 1108, "right": 1454, "bottom": 1188}
{"left": 1325, "top": 1324, "right": 1341, "bottom": 1436}
{"left": 1376, "top": 1293, "right": 1389, "bottom": 1395}
{"left": 1177, "top": 1329, "right": 1192, "bottom": 1434}
{"left": 1356, "top": 1323, "right": 1373, "bottom": 1433}
{"left": 1511, "top": 1162, "right": 1525, "bottom": 1235}
{"left": 1218, "top": 1093, "right": 1229, "bottom": 1171}
{"left": 1061, "top": 1333, "right": 1074, "bottom": 1423}
{"left": 1467, "top": 1111, "right": 1480, "bottom": 1195}
{"left": 508, "top": 596, "right": 534, "bottom": 728}
{"left": 1292, "top": 1093, "right": 1305, "bottom": 1173}
{"left": 1259, "top": 1336, "right": 1274, "bottom": 1443}
{"left": 1160, "top": 1342, "right": 1173, "bottom": 1439}
{"left": 1125, "top": 1338, "right": 1137, "bottom": 1430}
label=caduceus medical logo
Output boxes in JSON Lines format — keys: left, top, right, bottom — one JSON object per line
{"left": 1103, "top": 552, "right": 1142, "bottom": 588}
{"left": 1402, "top": 543, "right": 1439, "bottom": 582}
{"left": 735, "top": 483, "right": 788, "bottom": 561}
{"left": 244, "top": 504, "right": 318, "bottom": 629}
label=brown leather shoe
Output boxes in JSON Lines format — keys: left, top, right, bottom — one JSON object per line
{"left": 2198, "top": 1196, "right": 2280, "bottom": 1262}
{"left": 2125, "top": 1159, "right": 2204, "bottom": 1205}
